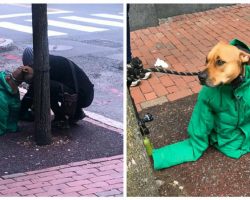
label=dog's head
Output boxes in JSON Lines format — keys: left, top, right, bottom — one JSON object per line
{"left": 12, "top": 65, "right": 34, "bottom": 84}
{"left": 198, "top": 42, "right": 250, "bottom": 87}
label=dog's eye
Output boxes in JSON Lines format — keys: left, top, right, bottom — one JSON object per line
{"left": 216, "top": 59, "right": 225, "bottom": 66}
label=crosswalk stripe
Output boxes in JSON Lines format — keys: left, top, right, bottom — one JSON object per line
{"left": 91, "top": 13, "right": 123, "bottom": 20}
{"left": 0, "top": 11, "right": 73, "bottom": 19}
{"left": 0, "top": 22, "right": 66, "bottom": 36}
{"left": 26, "top": 19, "right": 108, "bottom": 32}
{"left": 61, "top": 16, "right": 123, "bottom": 27}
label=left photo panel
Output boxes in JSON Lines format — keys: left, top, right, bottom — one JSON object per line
{"left": 0, "top": 4, "right": 123, "bottom": 197}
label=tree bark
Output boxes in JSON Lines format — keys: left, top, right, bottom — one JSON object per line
{"left": 32, "top": 4, "right": 52, "bottom": 145}
{"left": 127, "top": 89, "right": 159, "bottom": 196}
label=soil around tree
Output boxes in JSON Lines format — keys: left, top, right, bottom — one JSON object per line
{"left": 0, "top": 120, "right": 123, "bottom": 176}
{"left": 139, "top": 94, "right": 250, "bottom": 196}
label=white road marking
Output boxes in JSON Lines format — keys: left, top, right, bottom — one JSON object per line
{"left": 61, "top": 16, "right": 123, "bottom": 27}
{"left": 26, "top": 19, "right": 108, "bottom": 32}
{"left": 0, "top": 11, "right": 73, "bottom": 19}
{"left": 91, "top": 13, "right": 123, "bottom": 20}
{"left": 85, "top": 111, "right": 123, "bottom": 130}
{"left": 0, "top": 22, "right": 66, "bottom": 36}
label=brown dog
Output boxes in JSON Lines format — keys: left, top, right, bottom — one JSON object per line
{"left": 5, "top": 66, "right": 33, "bottom": 93}
{"left": 198, "top": 42, "right": 250, "bottom": 87}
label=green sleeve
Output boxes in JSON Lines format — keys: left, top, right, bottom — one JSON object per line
{"left": 7, "top": 97, "right": 20, "bottom": 133}
{"left": 153, "top": 87, "right": 214, "bottom": 170}
{"left": 0, "top": 103, "right": 9, "bottom": 135}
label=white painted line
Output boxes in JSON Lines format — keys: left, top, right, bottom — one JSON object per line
{"left": 0, "top": 22, "right": 66, "bottom": 36}
{"left": 91, "top": 13, "right": 123, "bottom": 20}
{"left": 26, "top": 19, "right": 108, "bottom": 32}
{"left": 0, "top": 11, "right": 73, "bottom": 19}
{"left": 85, "top": 111, "right": 123, "bottom": 130}
{"left": 61, "top": 16, "right": 123, "bottom": 27}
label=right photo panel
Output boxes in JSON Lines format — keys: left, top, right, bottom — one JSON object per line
{"left": 127, "top": 3, "right": 250, "bottom": 197}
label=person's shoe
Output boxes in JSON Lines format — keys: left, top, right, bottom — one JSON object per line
{"left": 141, "top": 72, "right": 151, "bottom": 80}
{"left": 130, "top": 79, "right": 141, "bottom": 87}
{"left": 51, "top": 119, "right": 70, "bottom": 129}
{"left": 69, "top": 110, "right": 86, "bottom": 125}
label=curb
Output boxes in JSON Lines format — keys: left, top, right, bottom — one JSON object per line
{"left": 0, "top": 38, "right": 14, "bottom": 52}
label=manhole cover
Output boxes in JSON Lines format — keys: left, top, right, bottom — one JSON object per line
{"left": 49, "top": 45, "right": 73, "bottom": 51}
{"left": 81, "top": 39, "right": 122, "bottom": 48}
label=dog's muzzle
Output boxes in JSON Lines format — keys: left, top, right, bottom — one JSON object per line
{"left": 198, "top": 70, "right": 208, "bottom": 85}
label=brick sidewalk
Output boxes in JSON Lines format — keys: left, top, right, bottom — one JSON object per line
{"left": 0, "top": 154, "right": 123, "bottom": 197}
{"left": 130, "top": 4, "right": 250, "bottom": 111}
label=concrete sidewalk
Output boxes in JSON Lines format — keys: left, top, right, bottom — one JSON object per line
{"left": 130, "top": 4, "right": 250, "bottom": 111}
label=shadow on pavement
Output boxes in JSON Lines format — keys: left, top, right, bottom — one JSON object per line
{"left": 140, "top": 94, "right": 250, "bottom": 196}
{"left": 0, "top": 119, "right": 123, "bottom": 176}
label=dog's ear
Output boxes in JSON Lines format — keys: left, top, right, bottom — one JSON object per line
{"left": 240, "top": 51, "right": 250, "bottom": 63}
{"left": 22, "top": 66, "right": 29, "bottom": 73}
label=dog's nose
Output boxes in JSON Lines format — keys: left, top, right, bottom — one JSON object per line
{"left": 198, "top": 71, "right": 208, "bottom": 85}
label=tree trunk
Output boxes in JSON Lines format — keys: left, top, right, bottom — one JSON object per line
{"left": 32, "top": 4, "right": 52, "bottom": 145}
{"left": 127, "top": 89, "right": 159, "bottom": 196}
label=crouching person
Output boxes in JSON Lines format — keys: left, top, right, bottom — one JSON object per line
{"left": 0, "top": 66, "right": 33, "bottom": 135}
{"left": 20, "top": 47, "right": 94, "bottom": 129}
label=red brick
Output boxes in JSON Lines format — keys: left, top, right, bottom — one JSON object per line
{"left": 167, "top": 89, "right": 193, "bottom": 101}
{"left": 25, "top": 181, "right": 51, "bottom": 189}
{"left": 191, "top": 84, "right": 202, "bottom": 93}
{"left": 57, "top": 192, "right": 81, "bottom": 197}
{"left": 37, "top": 170, "right": 61, "bottom": 178}
{"left": 0, "top": 179, "right": 15, "bottom": 186}
{"left": 102, "top": 183, "right": 123, "bottom": 191}
{"left": 129, "top": 87, "right": 146, "bottom": 104}
{"left": 72, "top": 174, "right": 96, "bottom": 181}
{"left": 50, "top": 177, "right": 74, "bottom": 185}
{"left": 60, "top": 166, "right": 82, "bottom": 173}
{"left": 99, "top": 159, "right": 122, "bottom": 166}
{"left": 1, "top": 186, "right": 27, "bottom": 195}
{"left": 78, "top": 188, "right": 106, "bottom": 196}
{"left": 85, "top": 181, "right": 109, "bottom": 189}
{"left": 139, "top": 80, "right": 153, "bottom": 94}
{"left": 150, "top": 83, "right": 168, "bottom": 97}
{"left": 35, "top": 190, "right": 62, "bottom": 197}
{"left": 173, "top": 78, "right": 189, "bottom": 88}
{"left": 159, "top": 76, "right": 174, "bottom": 87}
{"left": 94, "top": 170, "right": 118, "bottom": 177}
{"left": 144, "top": 92, "right": 157, "bottom": 101}
{"left": 136, "top": 103, "right": 142, "bottom": 112}
{"left": 76, "top": 168, "right": 99, "bottom": 175}
{"left": 148, "top": 73, "right": 160, "bottom": 85}
{"left": 95, "top": 189, "right": 121, "bottom": 197}
{"left": 67, "top": 179, "right": 92, "bottom": 187}
{"left": 167, "top": 85, "right": 179, "bottom": 94}
{"left": 60, "top": 186, "right": 86, "bottom": 194}
{"left": 43, "top": 183, "right": 68, "bottom": 191}
{"left": 14, "top": 174, "right": 40, "bottom": 182}
{"left": 1, "top": 192, "right": 20, "bottom": 196}
{"left": 6, "top": 180, "right": 32, "bottom": 188}
{"left": 106, "top": 178, "right": 123, "bottom": 185}
{"left": 53, "top": 171, "right": 76, "bottom": 180}
{"left": 18, "top": 188, "right": 44, "bottom": 196}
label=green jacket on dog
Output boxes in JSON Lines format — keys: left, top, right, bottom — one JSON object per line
{"left": 153, "top": 39, "right": 250, "bottom": 170}
{"left": 0, "top": 71, "right": 20, "bottom": 135}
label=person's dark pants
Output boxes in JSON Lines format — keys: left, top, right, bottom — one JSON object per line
{"left": 20, "top": 81, "right": 94, "bottom": 121}
{"left": 127, "top": 4, "right": 132, "bottom": 64}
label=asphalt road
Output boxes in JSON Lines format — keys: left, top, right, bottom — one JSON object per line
{"left": 0, "top": 4, "right": 123, "bottom": 123}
